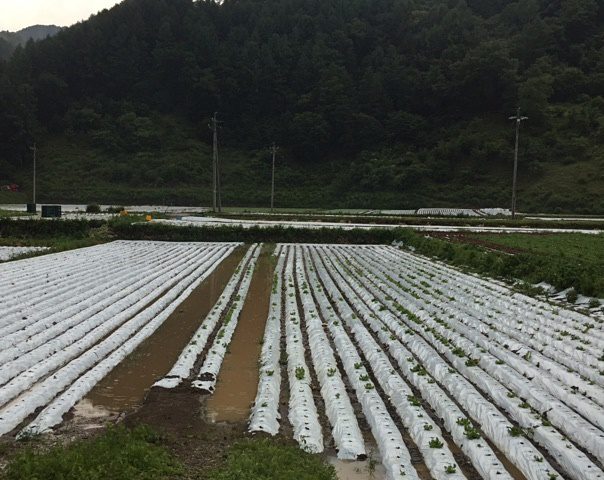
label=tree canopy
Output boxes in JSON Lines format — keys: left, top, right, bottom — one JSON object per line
{"left": 0, "top": 0, "right": 602, "bottom": 211}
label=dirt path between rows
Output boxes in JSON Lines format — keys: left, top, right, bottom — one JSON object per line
{"left": 206, "top": 244, "right": 275, "bottom": 422}
{"left": 122, "top": 244, "right": 278, "bottom": 478}
{"left": 85, "top": 246, "right": 246, "bottom": 413}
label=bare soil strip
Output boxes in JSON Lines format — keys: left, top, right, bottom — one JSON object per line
{"left": 85, "top": 246, "right": 246, "bottom": 412}
{"left": 205, "top": 244, "right": 276, "bottom": 423}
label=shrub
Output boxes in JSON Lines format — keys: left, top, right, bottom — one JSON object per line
{"left": 86, "top": 204, "right": 101, "bottom": 213}
{"left": 566, "top": 289, "right": 578, "bottom": 303}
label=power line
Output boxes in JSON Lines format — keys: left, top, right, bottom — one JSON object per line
{"left": 30, "top": 143, "right": 37, "bottom": 205}
{"left": 508, "top": 107, "right": 528, "bottom": 220}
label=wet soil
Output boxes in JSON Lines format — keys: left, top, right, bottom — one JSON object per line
{"left": 329, "top": 442, "right": 388, "bottom": 480}
{"left": 206, "top": 245, "right": 275, "bottom": 423}
{"left": 85, "top": 246, "right": 246, "bottom": 413}
{"left": 125, "top": 387, "right": 246, "bottom": 478}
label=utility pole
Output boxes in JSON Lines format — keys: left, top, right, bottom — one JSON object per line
{"left": 270, "top": 143, "right": 279, "bottom": 212}
{"left": 508, "top": 108, "right": 528, "bottom": 220}
{"left": 30, "top": 143, "right": 37, "bottom": 205}
{"left": 209, "top": 113, "right": 222, "bottom": 213}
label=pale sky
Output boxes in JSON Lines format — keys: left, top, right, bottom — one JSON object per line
{"left": 1, "top": 0, "right": 123, "bottom": 31}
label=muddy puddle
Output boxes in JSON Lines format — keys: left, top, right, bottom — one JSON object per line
{"left": 328, "top": 446, "right": 387, "bottom": 480}
{"left": 82, "top": 246, "right": 246, "bottom": 414}
{"left": 206, "top": 245, "right": 275, "bottom": 423}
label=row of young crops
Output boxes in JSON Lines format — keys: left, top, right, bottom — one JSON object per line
{"left": 247, "top": 244, "right": 604, "bottom": 480}
{"left": 0, "top": 240, "right": 240, "bottom": 437}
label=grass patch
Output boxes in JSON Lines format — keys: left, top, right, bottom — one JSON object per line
{"left": 207, "top": 438, "right": 336, "bottom": 480}
{"left": 0, "top": 209, "right": 31, "bottom": 218}
{"left": 1, "top": 426, "right": 183, "bottom": 480}
{"left": 398, "top": 230, "right": 604, "bottom": 297}
{"left": 470, "top": 233, "right": 604, "bottom": 268}
{"left": 0, "top": 218, "right": 112, "bottom": 260}
{"left": 464, "top": 233, "right": 604, "bottom": 297}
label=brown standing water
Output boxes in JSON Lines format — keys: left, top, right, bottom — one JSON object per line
{"left": 206, "top": 244, "right": 275, "bottom": 423}
{"left": 84, "top": 246, "right": 246, "bottom": 413}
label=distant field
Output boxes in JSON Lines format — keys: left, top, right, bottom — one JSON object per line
{"left": 470, "top": 233, "right": 604, "bottom": 267}
{"left": 462, "top": 232, "right": 604, "bottom": 297}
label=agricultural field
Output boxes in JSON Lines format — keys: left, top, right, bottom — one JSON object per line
{"left": 0, "top": 241, "right": 239, "bottom": 437}
{"left": 0, "top": 240, "right": 602, "bottom": 480}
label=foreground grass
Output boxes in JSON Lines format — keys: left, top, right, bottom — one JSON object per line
{"left": 207, "top": 439, "right": 337, "bottom": 480}
{"left": 1, "top": 426, "right": 183, "bottom": 480}
{"left": 1, "top": 430, "right": 337, "bottom": 480}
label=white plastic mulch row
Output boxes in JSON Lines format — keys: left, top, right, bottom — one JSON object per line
{"left": 321, "top": 246, "right": 564, "bottom": 480}
{"left": 330, "top": 245, "right": 603, "bottom": 480}
{"left": 248, "top": 248, "right": 285, "bottom": 435}
{"left": 310, "top": 247, "right": 509, "bottom": 480}
{"left": 307, "top": 246, "right": 469, "bottom": 480}
{"left": 358, "top": 246, "right": 604, "bottom": 468}
{"left": 393, "top": 246, "right": 604, "bottom": 359}
{"left": 0, "top": 243, "right": 197, "bottom": 364}
{"left": 154, "top": 244, "right": 259, "bottom": 390}
{"left": 315, "top": 248, "right": 514, "bottom": 480}
{"left": 297, "top": 247, "right": 419, "bottom": 480}
{"left": 0, "top": 241, "right": 239, "bottom": 437}
{"left": 386, "top": 246, "right": 604, "bottom": 391}
{"left": 0, "top": 246, "right": 48, "bottom": 262}
{"left": 0, "top": 245, "right": 222, "bottom": 405}
{"left": 282, "top": 247, "right": 324, "bottom": 453}
{"left": 292, "top": 245, "right": 366, "bottom": 460}
{"left": 191, "top": 244, "right": 262, "bottom": 392}
{"left": 368, "top": 247, "right": 604, "bottom": 412}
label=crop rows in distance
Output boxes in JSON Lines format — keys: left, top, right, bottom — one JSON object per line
{"left": 250, "top": 244, "right": 604, "bottom": 480}
{"left": 0, "top": 240, "right": 240, "bottom": 437}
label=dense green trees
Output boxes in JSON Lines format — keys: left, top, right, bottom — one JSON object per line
{"left": 0, "top": 0, "right": 602, "bottom": 211}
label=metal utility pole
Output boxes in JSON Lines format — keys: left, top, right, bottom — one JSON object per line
{"left": 508, "top": 108, "right": 528, "bottom": 219}
{"left": 209, "top": 113, "right": 222, "bottom": 213}
{"left": 270, "top": 143, "right": 279, "bottom": 212}
{"left": 30, "top": 143, "right": 37, "bottom": 205}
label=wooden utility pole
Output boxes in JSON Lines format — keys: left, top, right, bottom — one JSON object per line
{"left": 31, "top": 143, "right": 37, "bottom": 205}
{"left": 270, "top": 143, "right": 279, "bottom": 212}
{"left": 209, "top": 113, "right": 222, "bottom": 213}
{"left": 508, "top": 108, "right": 528, "bottom": 220}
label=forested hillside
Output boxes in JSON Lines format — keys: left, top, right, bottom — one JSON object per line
{"left": 0, "top": 25, "right": 61, "bottom": 59}
{"left": 0, "top": 0, "right": 603, "bottom": 211}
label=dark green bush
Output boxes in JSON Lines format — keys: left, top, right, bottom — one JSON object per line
{"left": 86, "top": 204, "right": 101, "bottom": 213}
